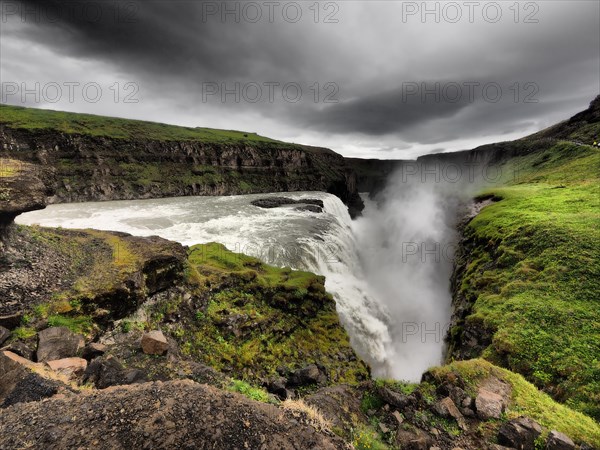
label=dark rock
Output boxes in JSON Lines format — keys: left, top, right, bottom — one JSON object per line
{"left": 498, "top": 417, "right": 543, "bottom": 450}
{"left": 2, "top": 341, "right": 35, "bottom": 360}
{"left": 37, "top": 326, "right": 85, "bottom": 362}
{"left": 0, "top": 326, "right": 9, "bottom": 346}
{"left": 251, "top": 197, "right": 324, "bottom": 210}
{"left": 0, "top": 159, "right": 48, "bottom": 228}
{"left": 0, "top": 312, "right": 23, "bottom": 330}
{"left": 185, "top": 361, "right": 229, "bottom": 387}
{"left": 2, "top": 372, "right": 62, "bottom": 408}
{"left": 287, "top": 364, "right": 327, "bottom": 386}
{"left": 83, "top": 355, "right": 147, "bottom": 389}
{"left": 251, "top": 197, "right": 297, "bottom": 208}
{"left": 306, "top": 385, "right": 367, "bottom": 440}
{"left": 545, "top": 430, "right": 575, "bottom": 450}
{"left": 377, "top": 386, "right": 412, "bottom": 409}
{"left": 81, "top": 342, "right": 107, "bottom": 361}
{"left": 265, "top": 377, "right": 289, "bottom": 399}
{"left": 295, "top": 205, "right": 323, "bottom": 213}
{"left": 0, "top": 351, "right": 66, "bottom": 407}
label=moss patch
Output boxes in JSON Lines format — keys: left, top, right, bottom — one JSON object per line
{"left": 151, "top": 243, "right": 369, "bottom": 386}
{"left": 0, "top": 158, "right": 21, "bottom": 178}
{"left": 452, "top": 141, "right": 600, "bottom": 419}
{"left": 429, "top": 359, "right": 600, "bottom": 446}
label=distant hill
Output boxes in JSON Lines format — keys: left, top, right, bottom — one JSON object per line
{"left": 348, "top": 95, "right": 600, "bottom": 196}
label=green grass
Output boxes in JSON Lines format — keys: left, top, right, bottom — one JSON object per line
{"left": 47, "top": 314, "right": 93, "bottom": 334}
{"left": 11, "top": 326, "right": 37, "bottom": 340}
{"left": 0, "top": 104, "right": 291, "bottom": 146}
{"left": 162, "top": 243, "right": 369, "bottom": 385}
{"left": 374, "top": 379, "right": 418, "bottom": 396}
{"left": 228, "top": 379, "right": 271, "bottom": 403}
{"left": 0, "top": 158, "right": 21, "bottom": 178}
{"left": 429, "top": 359, "right": 600, "bottom": 446}
{"left": 351, "top": 424, "right": 390, "bottom": 450}
{"left": 189, "top": 242, "right": 319, "bottom": 291}
{"left": 453, "top": 141, "right": 600, "bottom": 419}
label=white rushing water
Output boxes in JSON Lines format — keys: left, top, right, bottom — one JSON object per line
{"left": 17, "top": 192, "right": 392, "bottom": 372}
{"left": 17, "top": 186, "right": 458, "bottom": 381}
{"left": 353, "top": 179, "right": 458, "bottom": 380}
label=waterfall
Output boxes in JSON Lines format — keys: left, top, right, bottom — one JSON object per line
{"left": 352, "top": 173, "right": 460, "bottom": 380}
{"left": 16, "top": 192, "right": 393, "bottom": 371}
{"left": 17, "top": 187, "right": 459, "bottom": 381}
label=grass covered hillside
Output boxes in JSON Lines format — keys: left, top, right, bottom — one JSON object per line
{"left": 0, "top": 104, "right": 288, "bottom": 146}
{"left": 450, "top": 134, "right": 600, "bottom": 419}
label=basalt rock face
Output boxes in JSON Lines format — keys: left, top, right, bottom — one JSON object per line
{"left": 0, "top": 159, "right": 49, "bottom": 233}
{"left": 0, "top": 126, "right": 364, "bottom": 217}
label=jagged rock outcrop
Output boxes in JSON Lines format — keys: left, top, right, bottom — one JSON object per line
{"left": 0, "top": 225, "right": 187, "bottom": 320}
{"left": 0, "top": 158, "right": 49, "bottom": 234}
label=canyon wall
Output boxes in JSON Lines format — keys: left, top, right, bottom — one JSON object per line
{"left": 0, "top": 125, "right": 363, "bottom": 217}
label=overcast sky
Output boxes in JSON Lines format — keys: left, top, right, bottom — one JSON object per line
{"left": 1, "top": 0, "right": 599, "bottom": 158}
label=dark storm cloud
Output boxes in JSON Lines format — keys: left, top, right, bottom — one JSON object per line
{"left": 2, "top": 0, "right": 600, "bottom": 156}
{"left": 300, "top": 83, "right": 473, "bottom": 135}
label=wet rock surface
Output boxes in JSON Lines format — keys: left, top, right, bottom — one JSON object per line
{"left": 251, "top": 196, "right": 324, "bottom": 212}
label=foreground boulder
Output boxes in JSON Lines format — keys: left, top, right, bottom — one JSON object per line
{"left": 0, "top": 379, "right": 347, "bottom": 449}
{"left": 498, "top": 417, "right": 543, "bottom": 449}
{"left": 140, "top": 330, "right": 169, "bottom": 355}
{"left": 37, "top": 327, "right": 85, "bottom": 362}
{"left": 546, "top": 430, "right": 576, "bottom": 450}
{"left": 46, "top": 357, "right": 88, "bottom": 378}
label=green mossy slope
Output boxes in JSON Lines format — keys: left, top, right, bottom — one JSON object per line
{"left": 150, "top": 242, "right": 369, "bottom": 384}
{"left": 451, "top": 141, "right": 600, "bottom": 419}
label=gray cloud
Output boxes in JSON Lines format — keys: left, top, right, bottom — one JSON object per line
{"left": 1, "top": 0, "right": 599, "bottom": 158}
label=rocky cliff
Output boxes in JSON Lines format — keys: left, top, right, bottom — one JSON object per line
{"left": 0, "top": 105, "right": 363, "bottom": 217}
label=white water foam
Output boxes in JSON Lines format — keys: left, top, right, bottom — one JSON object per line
{"left": 17, "top": 192, "right": 392, "bottom": 370}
